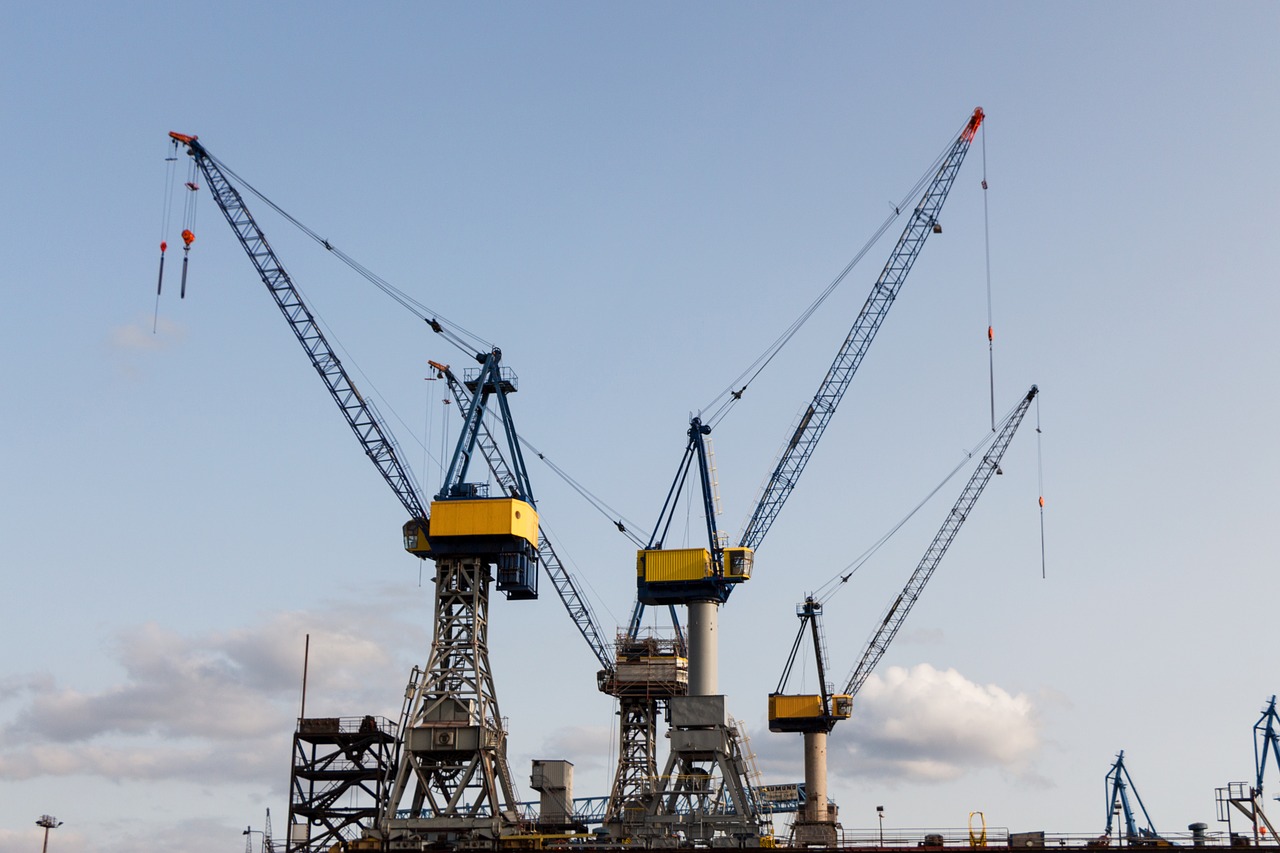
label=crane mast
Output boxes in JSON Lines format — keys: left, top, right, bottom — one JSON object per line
{"left": 769, "top": 385, "right": 1037, "bottom": 846}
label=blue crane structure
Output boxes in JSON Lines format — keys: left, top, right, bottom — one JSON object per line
{"left": 415, "top": 111, "right": 988, "bottom": 842}
{"left": 614, "top": 106, "right": 983, "bottom": 835}
{"left": 1103, "top": 750, "right": 1159, "bottom": 841}
{"left": 609, "top": 108, "right": 987, "bottom": 844}
{"left": 1256, "top": 695, "right": 1280, "bottom": 801}
{"left": 768, "top": 386, "right": 1038, "bottom": 845}
{"left": 168, "top": 133, "right": 559, "bottom": 848}
{"left": 634, "top": 107, "right": 986, "bottom": 613}
{"left": 1219, "top": 695, "right": 1280, "bottom": 843}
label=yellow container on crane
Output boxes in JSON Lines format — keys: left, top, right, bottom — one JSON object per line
{"left": 636, "top": 547, "right": 712, "bottom": 582}
{"left": 429, "top": 498, "right": 539, "bottom": 548}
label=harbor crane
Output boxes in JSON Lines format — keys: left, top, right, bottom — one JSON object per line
{"left": 167, "top": 133, "right": 548, "bottom": 849}
{"left": 1217, "top": 695, "right": 1280, "bottom": 845}
{"left": 606, "top": 107, "right": 987, "bottom": 842}
{"left": 1103, "top": 751, "right": 1160, "bottom": 842}
{"left": 769, "top": 385, "right": 1038, "bottom": 846}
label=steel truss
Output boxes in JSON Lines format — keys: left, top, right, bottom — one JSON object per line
{"left": 382, "top": 557, "right": 519, "bottom": 846}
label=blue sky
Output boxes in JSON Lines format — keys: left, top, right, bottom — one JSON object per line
{"left": 3, "top": 3, "right": 1278, "bottom": 851}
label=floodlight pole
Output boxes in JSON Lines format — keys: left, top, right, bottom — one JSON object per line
{"left": 36, "top": 815, "right": 62, "bottom": 853}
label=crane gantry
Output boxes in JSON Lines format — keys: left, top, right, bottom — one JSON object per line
{"left": 769, "top": 385, "right": 1038, "bottom": 846}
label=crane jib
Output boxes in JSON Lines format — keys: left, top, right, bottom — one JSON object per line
{"left": 841, "top": 384, "right": 1037, "bottom": 699}
{"left": 738, "top": 108, "right": 986, "bottom": 554}
{"left": 169, "top": 132, "right": 430, "bottom": 526}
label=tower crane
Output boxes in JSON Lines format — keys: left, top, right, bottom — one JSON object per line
{"left": 609, "top": 107, "right": 986, "bottom": 842}
{"left": 769, "top": 385, "right": 1037, "bottom": 847}
{"left": 167, "top": 133, "right": 542, "bottom": 848}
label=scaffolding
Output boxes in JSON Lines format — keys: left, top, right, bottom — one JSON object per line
{"left": 286, "top": 716, "right": 397, "bottom": 853}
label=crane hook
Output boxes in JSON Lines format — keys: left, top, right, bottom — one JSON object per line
{"left": 179, "top": 229, "right": 195, "bottom": 299}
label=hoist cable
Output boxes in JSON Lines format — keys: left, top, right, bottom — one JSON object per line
{"left": 519, "top": 436, "right": 647, "bottom": 548}
{"left": 1036, "top": 394, "right": 1046, "bottom": 579}
{"left": 154, "top": 141, "right": 179, "bottom": 331}
{"left": 205, "top": 151, "right": 489, "bottom": 359}
{"left": 422, "top": 381, "right": 436, "bottom": 506}
{"left": 982, "top": 122, "right": 996, "bottom": 431}
{"left": 180, "top": 157, "right": 199, "bottom": 299}
{"left": 300, "top": 291, "right": 451, "bottom": 490}
{"left": 539, "top": 516, "right": 623, "bottom": 631}
{"left": 811, "top": 397, "right": 1027, "bottom": 607}
{"left": 698, "top": 140, "right": 955, "bottom": 430}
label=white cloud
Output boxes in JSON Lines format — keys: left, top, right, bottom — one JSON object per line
{"left": 0, "top": 740, "right": 285, "bottom": 783}
{"left": 0, "top": 599, "right": 422, "bottom": 784}
{"left": 834, "top": 663, "right": 1041, "bottom": 783}
{"left": 752, "top": 664, "right": 1043, "bottom": 787}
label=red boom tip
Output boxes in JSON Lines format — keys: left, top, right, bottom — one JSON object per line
{"left": 962, "top": 108, "right": 985, "bottom": 142}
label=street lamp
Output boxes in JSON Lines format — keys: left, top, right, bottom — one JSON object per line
{"left": 36, "top": 815, "right": 62, "bottom": 853}
{"left": 243, "top": 825, "right": 265, "bottom": 853}
{"left": 877, "top": 805, "right": 885, "bottom": 847}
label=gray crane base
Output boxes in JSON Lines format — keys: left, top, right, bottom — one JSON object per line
{"left": 669, "top": 695, "right": 728, "bottom": 729}
{"left": 791, "top": 819, "right": 839, "bottom": 848}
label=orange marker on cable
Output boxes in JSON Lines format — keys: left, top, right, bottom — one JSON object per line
{"left": 179, "top": 229, "right": 195, "bottom": 299}
{"left": 156, "top": 241, "right": 168, "bottom": 296}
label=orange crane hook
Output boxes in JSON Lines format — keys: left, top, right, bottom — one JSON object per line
{"left": 179, "top": 229, "right": 195, "bottom": 298}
